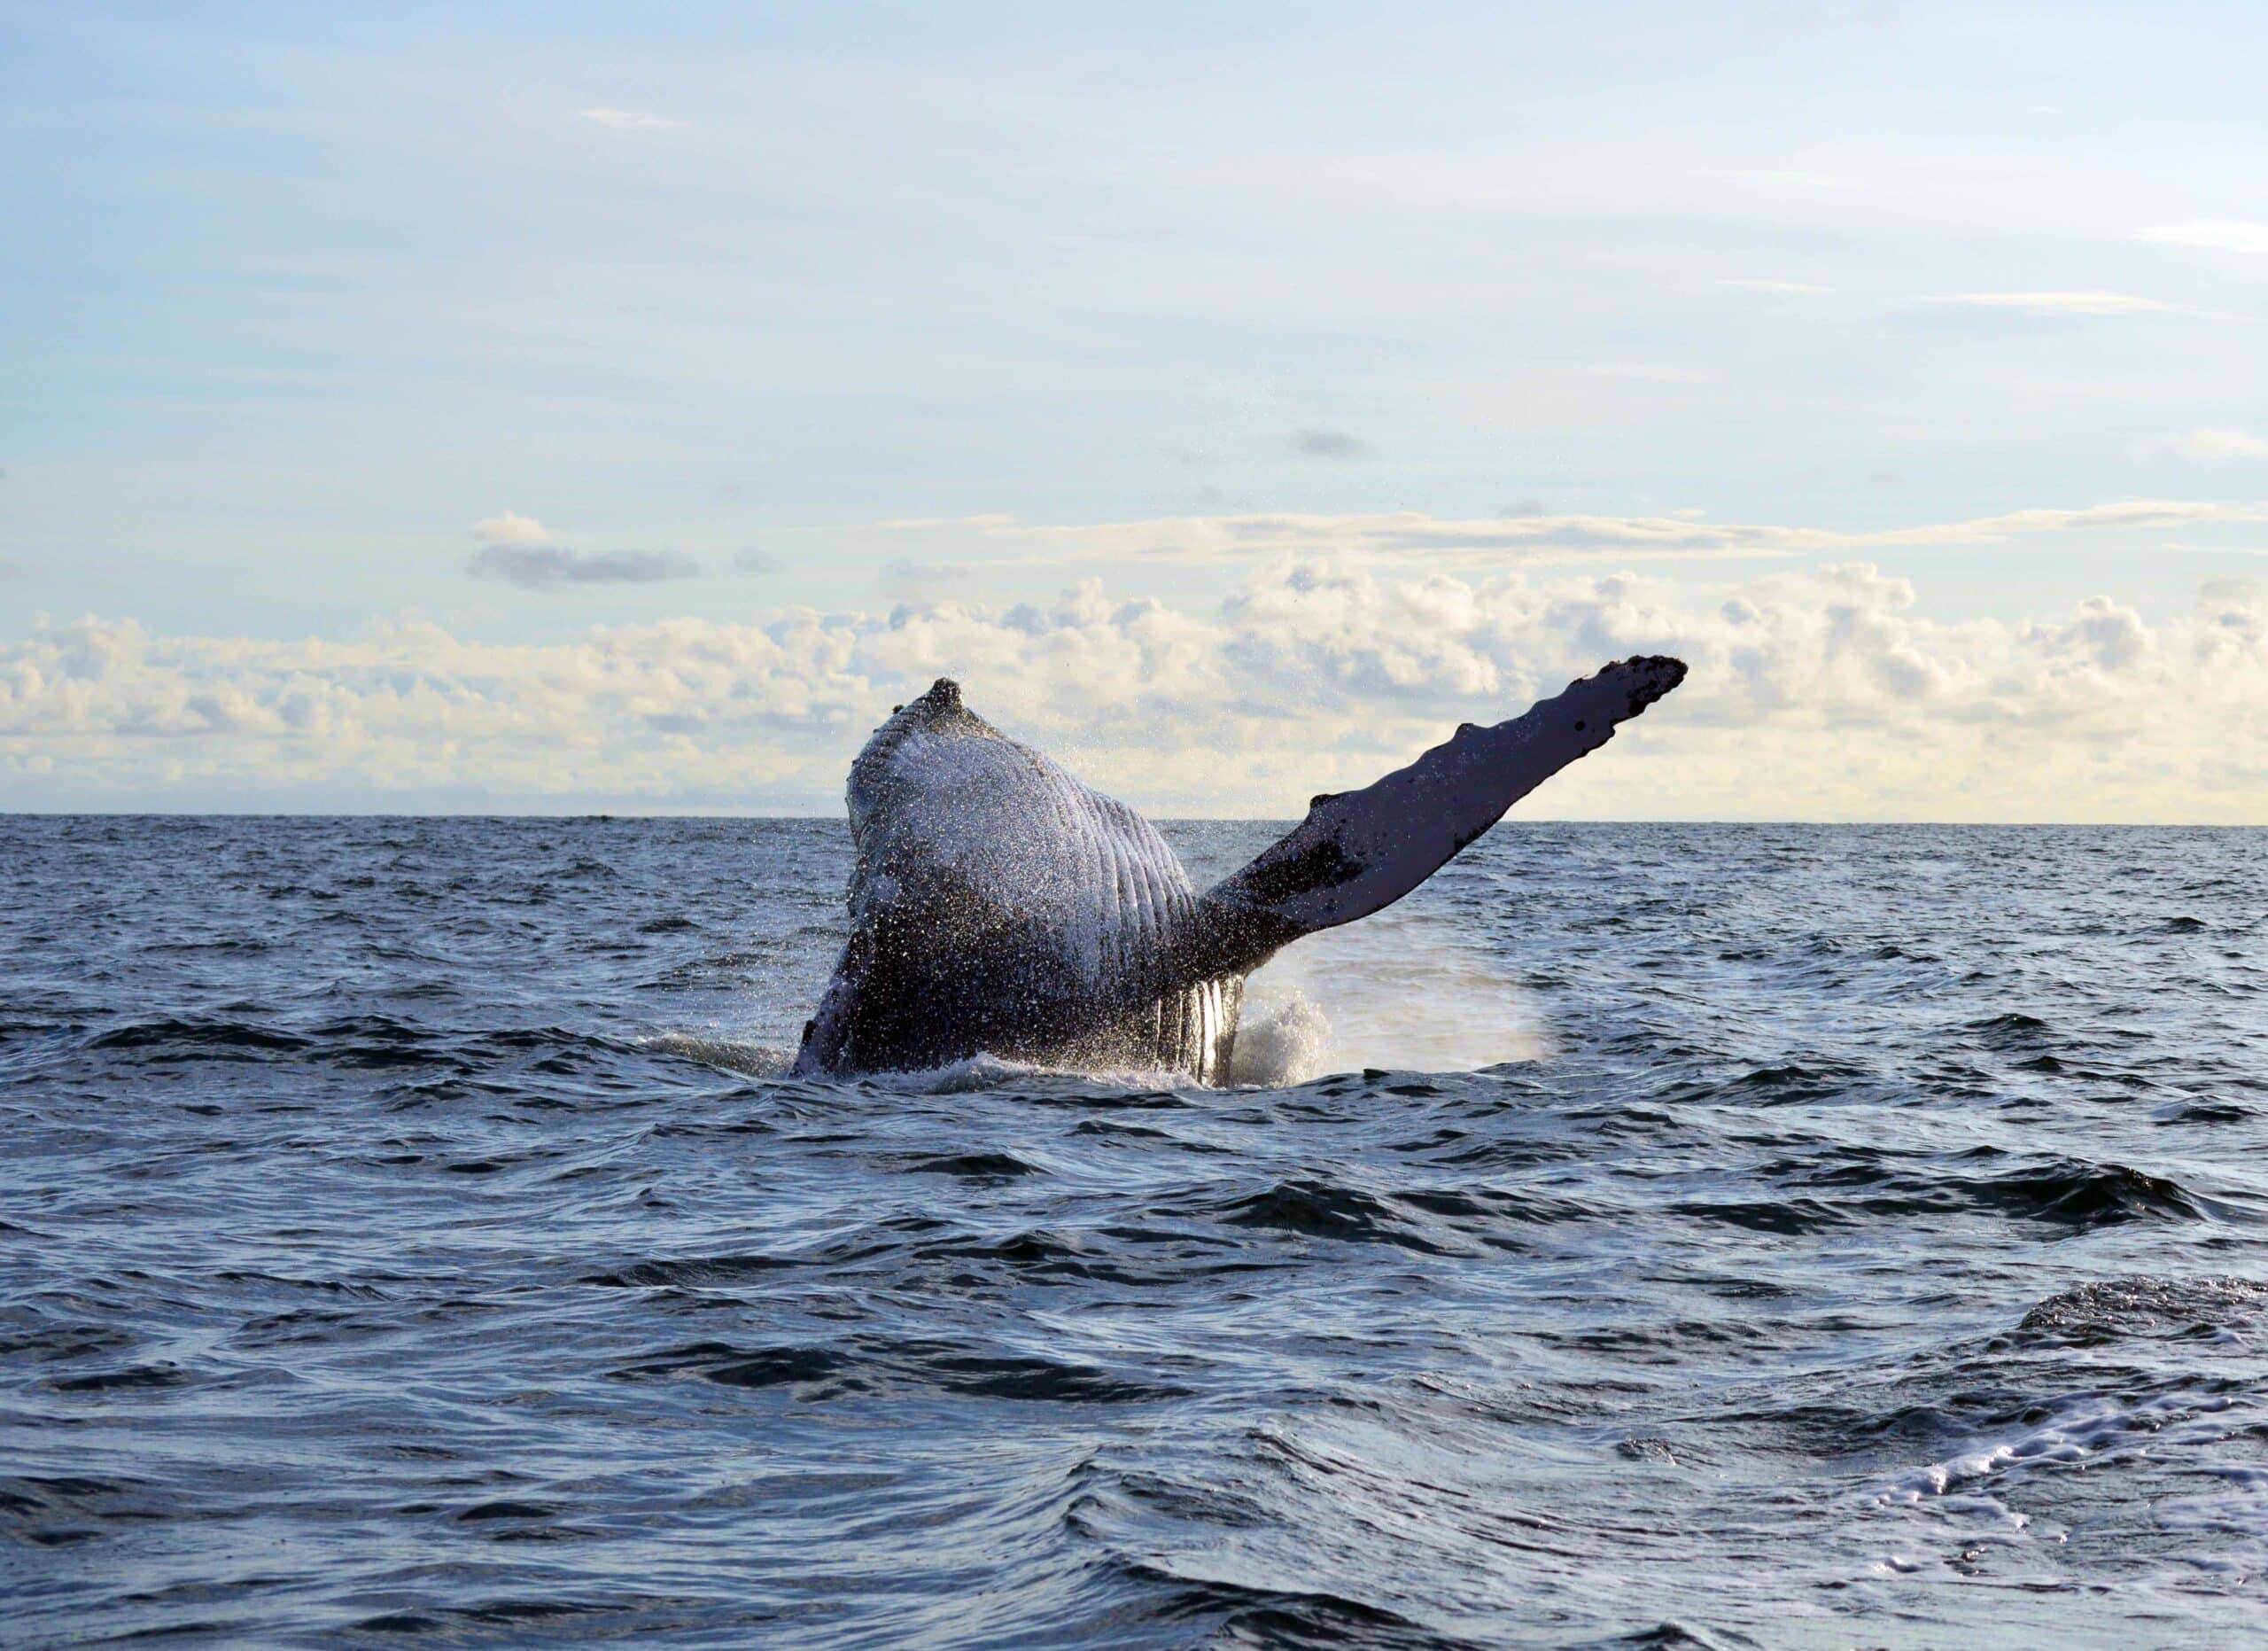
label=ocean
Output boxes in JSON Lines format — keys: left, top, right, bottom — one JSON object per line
{"left": 4, "top": 816, "right": 2264, "bottom": 1647}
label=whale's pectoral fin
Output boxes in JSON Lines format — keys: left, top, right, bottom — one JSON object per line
{"left": 1180, "top": 656, "right": 1687, "bottom": 979}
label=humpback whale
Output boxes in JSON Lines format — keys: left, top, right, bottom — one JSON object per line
{"left": 792, "top": 658, "right": 1686, "bottom": 1082}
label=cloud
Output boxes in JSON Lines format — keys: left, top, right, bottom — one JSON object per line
{"left": 902, "top": 498, "right": 2268, "bottom": 567}
{"left": 465, "top": 511, "right": 699, "bottom": 587}
{"left": 472, "top": 510, "right": 554, "bottom": 547}
{"left": 1917, "top": 291, "right": 2176, "bottom": 316}
{"left": 2138, "top": 221, "right": 2268, "bottom": 255}
{"left": 1719, "top": 169, "right": 1844, "bottom": 191}
{"left": 882, "top": 558, "right": 970, "bottom": 583}
{"left": 2151, "top": 428, "right": 2268, "bottom": 466}
{"left": 1906, "top": 500, "right": 2257, "bottom": 538}
{"left": 579, "top": 107, "right": 685, "bottom": 131}
{"left": 1721, "top": 278, "right": 1831, "bottom": 295}
{"left": 1182, "top": 485, "right": 1250, "bottom": 510}
{"left": 469, "top": 545, "right": 703, "bottom": 587}
{"left": 873, "top": 514, "right": 1020, "bottom": 531}
{"left": 1581, "top": 362, "right": 1703, "bottom": 384}
{"left": 734, "top": 547, "right": 781, "bottom": 574}
{"left": 4, "top": 562, "right": 2263, "bottom": 821}
{"left": 1291, "top": 429, "right": 1371, "bottom": 459}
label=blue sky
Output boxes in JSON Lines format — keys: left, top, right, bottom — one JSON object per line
{"left": 2, "top": 4, "right": 2264, "bottom": 814}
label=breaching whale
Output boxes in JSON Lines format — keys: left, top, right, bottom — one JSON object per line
{"left": 791, "top": 658, "right": 1686, "bottom": 1082}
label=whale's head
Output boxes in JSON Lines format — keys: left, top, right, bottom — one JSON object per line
{"left": 845, "top": 678, "right": 1006, "bottom": 846}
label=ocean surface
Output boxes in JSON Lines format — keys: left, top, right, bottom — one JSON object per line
{"left": 4, "top": 816, "right": 2265, "bottom": 1649}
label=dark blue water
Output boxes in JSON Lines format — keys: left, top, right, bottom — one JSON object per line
{"left": 4, "top": 817, "right": 2265, "bottom": 1647}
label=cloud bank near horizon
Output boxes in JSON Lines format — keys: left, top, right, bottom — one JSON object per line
{"left": 3, "top": 560, "right": 2262, "bottom": 822}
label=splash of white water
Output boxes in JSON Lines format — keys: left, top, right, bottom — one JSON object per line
{"left": 1239, "top": 906, "right": 1555, "bottom": 1079}
{"left": 645, "top": 1032, "right": 794, "bottom": 1078}
{"left": 664, "top": 903, "right": 1551, "bottom": 1089}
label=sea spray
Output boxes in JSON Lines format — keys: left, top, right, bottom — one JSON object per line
{"left": 1243, "top": 904, "right": 1555, "bottom": 1074}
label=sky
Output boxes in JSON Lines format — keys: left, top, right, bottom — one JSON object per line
{"left": 2, "top": 1, "right": 2264, "bottom": 818}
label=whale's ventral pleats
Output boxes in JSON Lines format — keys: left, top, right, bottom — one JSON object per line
{"left": 791, "top": 658, "right": 1686, "bottom": 1081}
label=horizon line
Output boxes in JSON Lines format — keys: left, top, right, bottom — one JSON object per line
{"left": 2, "top": 811, "right": 2260, "bottom": 829}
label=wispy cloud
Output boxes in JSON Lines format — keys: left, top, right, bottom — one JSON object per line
{"left": 873, "top": 513, "right": 1020, "bottom": 531}
{"left": 1291, "top": 429, "right": 1371, "bottom": 459}
{"left": 1581, "top": 362, "right": 1703, "bottom": 384}
{"left": 1721, "top": 278, "right": 1831, "bottom": 295}
{"left": 882, "top": 499, "right": 2268, "bottom": 566}
{"left": 465, "top": 511, "right": 701, "bottom": 588}
{"left": 882, "top": 558, "right": 969, "bottom": 583}
{"left": 1718, "top": 169, "right": 1844, "bottom": 191}
{"left": 470, "top": 545, "right": 702, "bottom": 588}
{"left": 734, "top": 546, "right": 781, "bottom": 574}
{"left": 2138, "top": 221, "right": 2268, "bottom": 255}
{"left": 1918, "top": 291, "right": 2176, "bottom": 316}
{"left": 579, "top": 107, "right": 685, "bottom": 131}
{"left": 2150, "top": 428, "right": 2268, "bottom": 466}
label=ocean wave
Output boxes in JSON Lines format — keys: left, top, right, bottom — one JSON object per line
{"left": 9, "top": 817, "right": 2265, "bottom": 1647}
{"left": 611, "top": 1336, "right": 1191, "bottom": 1405}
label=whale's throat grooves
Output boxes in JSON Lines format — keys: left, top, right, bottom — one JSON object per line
{"left": 794, "top": 681, "right": 1244, "bottom": 1081}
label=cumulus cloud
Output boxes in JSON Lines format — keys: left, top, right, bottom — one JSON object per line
{"left": 1291, "top": 430, "right": 1371, "bottom": 459}
{"left": 2138, "top": 221, "right": 2268, "bottom": 255}
{"left": 2152, "top": 428, "right": 2268, "bottom": 466}
{"left": 3, "top": 562, "right": 2263, "bottom": 821}
{"left": 465, "top": 511, "right": 701, "bottom": 588}
{"left": 1918, "top": 291, "right": 2176, "bottom": 316}
{"left": 579, "top": 107, "right": 685, "bottom": 131}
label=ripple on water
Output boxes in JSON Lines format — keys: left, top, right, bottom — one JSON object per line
{"left": 3, "top": 817, "right": 2264, "bottom": 1647}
